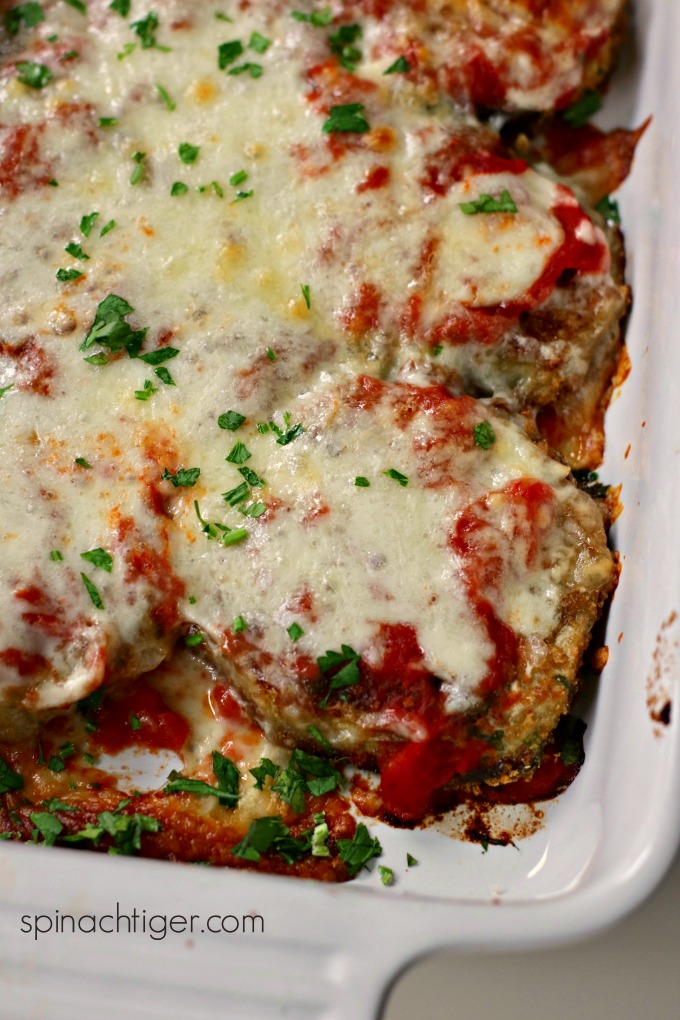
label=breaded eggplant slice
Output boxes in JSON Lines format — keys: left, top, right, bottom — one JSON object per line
{"left": 169, "top": 375, "right": 616, "bottom": 821}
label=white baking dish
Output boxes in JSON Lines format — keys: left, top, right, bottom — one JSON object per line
{"left": 1, "top": 1, "right": 679, "bottom": 1016}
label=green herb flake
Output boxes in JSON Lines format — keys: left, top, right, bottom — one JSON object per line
{"left": 99, "top": 219, "right": 116, "bottom": 236}
{"left": 337, "top": 822, "right": 382, "bottom": 876}
{"left": 287, "top": 622, "right": 304, "bottom": 641}
{"left": 81, "top": 293, "right": 148, "bottom": 356}
{"left": 5, "top": 3, "right": 45, "bottom": 35}
{"left": 63, "top": 0, "right": 87, "bottom": 12}
{"left": 218, "top": 410, "right": 246, "bottom": 431}
{"left": 292, "top": 7, "right": 332, "bottom": 27}
{"left": 265, "top": 347, "right": 276, "bottom": 361}
{"left": 215, "top": 12, "right": 233, "bottom": 23}
{"left": 80, "top": 211, "right": 99, "bottom": 237}
{"left": 406, "top": 852, "right": 418, "bottom": 866}
{"left": 460, "top": 190, "right": 517, "bottom": 215}
{"left": 161, "top": 466, "right": 200, "bottom": 487}
{"left": 431, "top": 344, "right": 443, "bottom": 356}
{"left": 226, "top": 441, "right": 251, "bottom": 465}
{"left": 65, "top": 241, "right": 89, "bottom": 260}
{"left": 30, "top": 812, "right": 63, "bottom": 846}
{"left": 156, "top": 83, "right": 175, "bottom": 111}
{"left": 130, "top": 713, "right": 142, "bottom": 730}
{"left": 117, "top": 42, "right": 135, "bottom": 60}
{"left": 130, "top": 151, "right": 146, "bottom": 185}
{"left": 354, "top": 476, "right": 370, "bottom": 487}
{"left": 98, "top": 116, "right": 118, "bottom": 127}
{"left": 473, "top": 420, "right": 496, "bottom": 450}
{"left": 49, "top": 549, "right": 63, "bottom": 561}
{"left": 178, "top": 142, "right": 200, "bottom": 165}
{"left": 218, "top": 40, "right": 244, "bottom": 70}
{"left": 223, "top": 481, "right": 250, "bottom": 506}
{"left": 138, "top": 346, "right": 179, "bottom": 366}
{"left": 311, "top": 813, "right": 330, "bottom": 857}
{"left": 131, "top": 12, "right": 164, "bottom": 50}
{"left": 595, "top": 194, "right": 621, "bottom": 225}
{"left": 229, "top": 169, "right": 248, "bottom": 186}
{"left": 322, "top": 103, "right": 369, "bottom": 134}
{"left": 81, "top": 573, "right": 104, "bottom": 609}
{"left": 384, "top": 468, "right": 408, "bottom": 487}
{"left": 0, "top": 755, "right": 24, "bottom": 794}
{"left": 109, "top": 0, "right": 130, "bottom": 16}
{"left": 171, "top": 181, "right": 189, "bottom": 196}
{"left": 562, "top": 89, "right": 602, "bottom": 128}
{"left": 233, "top": 189, "right": 253, "bottom": 202}
{"left": 83, "top": 352, "right": 108, "bottom": 365}
{"left": 0, "top": 384, "right": 14, "bottom": 399}
{"left": 56, "top": 268, "right": 84, "bottom": 282}
{"left": 154, "top": 366, "right": 174, "bottom": 385}
{"left": 307, "top": 725, "right": 333, "bottom": 754}
{"left": 80, "top": 547, "right": 113, "bottom": 572}
{"left": 378, "top": 865, "right": 394, "bottom": 885}
{"left": 237, "top": 465, "right": 264, "bottom": 487}
{"left": 269, "top": 420, "right": 304, "bottom": 446}
{"left": 300, "top": 283, "right": 311, "bottom": 309}
{"left": 240, "top": 501, "right": 267, "bottom": 519}
{"left": 256, "top": 422, "right": 269, "bottom": 434}
{"left": 74, "top": 456, "right": 92, "bottom": 468}
{"left": 233, "top": 614, "right": 247, "bottom": 633}
{"left": 221, "top": 527, "right": 248, "bottom": 547}
{"left": 328, "top": 23, "right": 362, "bottom": 73}
{"left": 134, "top": 379, "right": 157, "bottom": 401}
{"left": 16, "top": 61, "right": 52, "bottom": 89}
{"left": 48, "top": 178, "right": 59, "bottom": 186}
{"left": 165, "top": 751, "right": 240, "bottom": 808}
{"left": 228, "top": 60, "right": 263, "bottom": 77}
{"left": 318, "top": 645, "right": 361, "bottom": 707}
{"left": 384, "top": 55, "right": 410, "bottom": 75}
{"left": 184, "top": 632, "right": 204, "bottom": 648}
{"left": 249, "top": 31, "right": 271, "bottom": 54}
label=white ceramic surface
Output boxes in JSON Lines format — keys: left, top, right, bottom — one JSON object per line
{"left": 1, "top": 2, "right": 679, "bottom": 1017}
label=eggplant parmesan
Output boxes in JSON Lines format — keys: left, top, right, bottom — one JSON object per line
{"left": 0, "top": 0, "right": 635, "bottom": 870}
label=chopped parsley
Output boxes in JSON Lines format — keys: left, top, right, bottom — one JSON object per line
{"left": 98, "top": 116, "right": 118, "bottom": 127}
{"left": 16, "top": 61, "right": 51, "bottom": 88}
{"left": 595, "top": 195, "right": 621, "bottom": 225}
{"left": 318, "top": 645, "right": 361, "bottom": 707}
{"left": 50, "top": 550, "right": 63, "bottom": 561}
{"left": 65, "top": 241, "right": 89, "bottom": 260}
{"left": 287, "top": 622, "right": 304, "bottom": 641}
{"left": 65, "top": 804, "right": 161, "bottom": 855}
{"left": 249, "top": 757, "right": 278, "bottom": 789}
{"left": 134, "top": 379, "right": 157, "bottom": 401}
{"left": 171, "top": 181, "right": 189, "bottom": 196}
{"left": 30, "top": 812, "right": 63, "bottom": 846}
{"left": 291, "top": 8, "right": 332, "bottom": 27}
{"left": 225, "top": 441, "right": 251, "bottom": 465}
{"left": 562, "top": 89, "right": 602, "bottom": 128}
{"left": 337, "top": 823, "right": 382, "bottom": 876}
{"left": 218, "top": 40, "right": 244, "bottom": 69}
{"left": 156, "top": 84, "right": 175, "bottom": 111}
{"left": 130, "top": 713, "right": 142, "bottom": 730}
{"left": 328, "top": 23, "right": 362, "bottom": 73}
{"left": 0, "top": 384, "right": 14, "bottom": 399}
{"left": 56, "top": 268, "right": 84, "bottom": 282}
{"left": 164, "top": 751, "right": 240, "bottom": 807}
{"left": 184, "top": 632, "right": 204, "bottom": 648}
{"left": 228, "top": 62, "right": 263, "bottom": 78}
{"left": 100, "top": 219, "right": 116, "bottom": 236}
{"left": 5, "top": 3, "right": 45, "bottom": 35}
{"left": 384, "top": 468, "right": 408, "bottom": 486}
{"left": 249, "top": 31, "right": 271, "bottom": 54}
{"left": 83, "top": 353, "right": 108, "bottom": 365}
{"left": 308, "top": 725, "right": 334, "bottom": 754}
{"left": 322, "top": 103, "right": 370, "bottom": 134}
{"left": 229, "top": 170, "right": 248, "bottom": 188}
{"left": 130, "top": 151, "right": 146, "bottom": 185}
{"left": 223, "top": 481, "right": 250, "bottom": 506}
{"left": 460, "top": 190, "right": 517, "bottom": 215}
{"left": 265, "top": 347, "right": 276, "bottom": 361}
{"left": 311, "top": 812, "right": 330, "bottom": 857}
{"left": 194, "top": 500, "right": 248, "bottom": 547}
{"left": 239, "top": 501, "right": 267, "bottom": 518}
{"left": 161, "top": 466, "right": 200, "bottom": 487}
{"left": 79, "top": 212, "right": 99, "bottom": 237}
{"left": 378, "top": 865, "right": 394, "bottom": 885}
{"left": 406, "top": 852, "right": 418, "bottom": 866}
{"left": 431, "top": 344, "right": 443, "bottom": 356}
{"left": 384, "top": 55, "right": 410, "bottom": 75}
{"left": 81, "top": 573, "right": 104, "bottom": 609}
{"left": 109, "top": 0, "right": 130, "bottom": 15}
{"left": 233, "top": 189, "right": 253, "bottom": 202}
{"left": 80, "top": 548, "right": 113, "bottom": 572}
{"left": 218, "top": 410, "right": 246, "bottom": 431}
{"left": 354, "top": 476, "right": 370, "bottom": 487}
{"left": 131, "top": 12, "right": 167, "bottom": 50}
{"left": 48, "top": 742, "right": 76, "bottom": 773}
{"left": 81, "top": 294, "right": 147, "bottom": 357}
{"left": 215, "top": 12, "right": 233, "bottom": 23}
{"left": 178, "top": 142, "right": 200, "bottom": 165}
{"left": 269, "top": 419, "right": 304, "bottom": 446}
{"left": 0, "top": 755, "right": 23, "bottom": 794}
{"left": 155, "top": 366, "right": 175, "bottom": 385}
{"left": 231, "top": 816, "right": 311, "bottom": 865}
{"left": 63, "top": 1, "right": 87, "bottom": 15}
{"left": 74, "top": 456, "right": 92, "bottom": 468}
{"left": 138, "top": 346, "right": 179, "bottom": 365}
{"left": 233, "top": 614, "right": 247, "bottom": 632}
{"left": 237, "top": 465, "right": 264, "bottom": 487}
{"left": 473, "top": 420, "right": 495, "bottom": 449}
{"left": 271, "top": 749, "right": 344, "bottom": 812}
{"left": 301, "top": 283, "right": 311, "bottom": 309}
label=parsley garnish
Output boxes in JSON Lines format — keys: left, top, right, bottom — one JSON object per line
{"left": 311, "top": 812, "right": 330, "bottom": 857}
{"left": 131, "top": 12, "right": 166, "bottom": 50}
{"left": 231, "top": 816, "right": 311, "bottom": 864}
{"left": 74, "top": 456, "right": 92, "bottom": 468}
{"left": 65, "top": 241, "right": 89, "bottom": 260}
{"left": 354, "top": 476, "right": 370, "bottom": 487}
{"left": 81, "top": 294, "right": 147, "bottom": 356}
{"left": 250, "top": 757, "right": 278, "bottom": 789}
{"left": 473, "top": 421, "right": 495, "bottom": 449}
{"left": 218, "top": 410, "right": 246, "bottom": 431}
{"left": 384, "top": 468, "right": 408, "bottom": 486}
{"left": 171, "top": 181, "right": 188, "bottom": 196}
{"left": 56, "top": 268, "right": 84, "bottom": 282}
{"left": 218, "top": 40, "right": 243, "bottom": 69}
{"left": 184, "top": 633, "right": 204, "bottom": 648}
{"left": 595, "top": 195, "right": 621, "bottom": 225}
{"left": 228, "top": 62, "right": 263, "bottom": 78}
{"left": 134, "top": 379, "right": 157, "bottom": 401}
{"left": 50, "top": 550, "right": 63, "bottom": 561}
{"left": 292, "top": 7, "right": 332, "bottom": 27}
{"left": 269, "top": 420, "right": 304, "bottom": 446}
{"left": 378, "top": 865, "right": 394, "bottom": 885}
{"left": 83, "top": 353, "right": 108, "bottom": 365}
{"left": 130, "top": 713, "right": 142, "bottom": 730}
{"left": 178, "top": 142, "right": 200, "bottom": 165}
{"left": 226, "top": 441, "right": 251, "bottom": 465}
{"left": 223, "top": 481, "right": 250, "bottom": 506}
{"left": 240, "top": 501, "right": 267, "bottom": 518}
{"left": 194, "top": 500, "right": 248, "bottom": 547}
{"left": 328, "top": 24, "right": 362, "bottom": 73}
{"left": 0, "top": 755, "right": 23, "bottom": 794}
{"left": 155, "top": 367, "right": 174, "bottom": 385}
{"left": 322, "top": 103, "right": 370, "bottom": 134}
{"left": 0, "top": 384, "right": 14, "bottom": 399}
{"left": 431, "top": 344, "right": 443, "bottom": 356}
{"left": 337, "top": 823, "right": 382, "bottom": 876}
{"left": 229, "top": 170, "right": 247, "bottom": 186}
{"left": 249, "top": 31, "right": 271, "bottom": 53}
{"left": 318, "top": 645, "right": 361, "bottom": 707}
{"left": 30, "top": 812, "right": 63, "bottom": 846}
{"left": 47, "top": 742, "right": 76, "bottom": 773}
{"left": 237, "top": 465, "right": 264, "bottom": 487}
{"left": 130, "top": 151, "right": 146, "bottom": 185}
{"left": 233, "top": 614, "right": 247, "bottom": 632}
{"left": 80, "top": 212, "right": 99, "bottom": 237}
{"left": 562, "top": 89, "right": 602, "bottom": 128}
{"left": 265, "top": 347, "right": 276, "bottom": 361}
{"left": 287, "top": 622, "right": 304, "bottom": 641}
{"left": 109, "top": 0, "right": 130, "bottom": 15}
{"left": 138, "top": 347, "right": 179, "bottom": 365}
{"left": 100, "top": 219, "right": 116, "bottom": 236}
{"left": 233, "top": 189, "right": 253, "bottom": 201}
{"left": 384, "top": 55, "right": 410, "bottom": 75}
{"left": 5, "top": 3, "right": 45, "bottom": 35}
{"left": 156, "top": 84, "right": 175, "bottom": 111}
{"left": 301, "top": 283, "right": 311, "bottom": 309}
{"left": 308, "top": 725, "right": 334, "bottom": 754}
{"left": 80, "top": 548, "right": 113, "bottom": 572}
{"left": 63, "top": 0, "right": 86, "bottom": 14}
{"left": 81, "top": 573, "right": 104, "bottom": 609}
{"left": 161, "top": 466, "right": 200, "bottom": 487}
{"left": 460, "top": 190, "right": 517, "bottom": 215}
{"left": 165, "top": 751, "right": 240, "bottom": 807}
{"left": 406, "top": 852, "right": 418, "bottom": 866}
{"left": 66, "top": 805, "right": 161, "bottom": 855}
{"left": 99, "top": 116, "right": 118, "bottom": 127}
